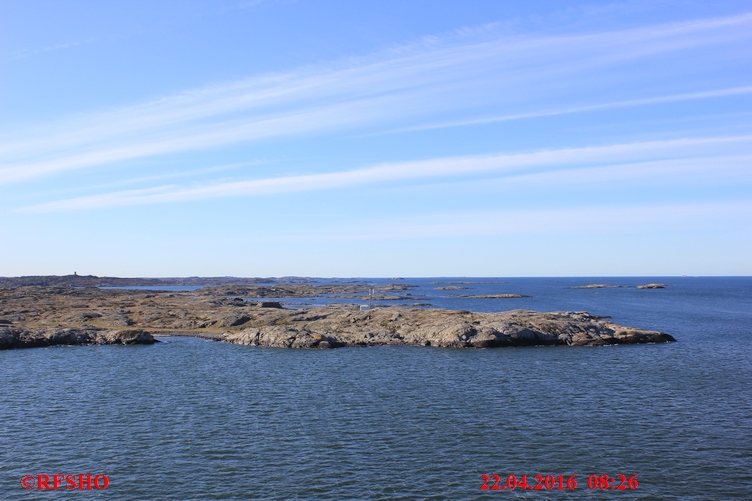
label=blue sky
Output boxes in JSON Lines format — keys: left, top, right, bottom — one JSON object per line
{"left": 1, "top": 0, "right": 751, "bottom": 277}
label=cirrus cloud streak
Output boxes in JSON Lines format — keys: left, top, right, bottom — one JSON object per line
{"left": 17, "top": 135, "right": 752, "bottom": 213}
{"left": 2, "top": 12, "right": 752, "bottom": 186}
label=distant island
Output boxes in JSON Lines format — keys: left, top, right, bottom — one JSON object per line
{"left": 0, "top": 276, "right": 675, "bottom": 350}
{"left": 0, "top": 273, "right": 319, "bottom": 288}
{"left": 572, "top": 283, "right": 670, "bottom": 289}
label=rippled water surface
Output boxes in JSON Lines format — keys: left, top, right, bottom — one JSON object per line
{"left": 2, "top": 277, "right": 751, "bottom": 500}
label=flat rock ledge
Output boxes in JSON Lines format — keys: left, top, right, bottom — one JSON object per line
{"left": 0, "top": 327, "right": 157, "bottom": 350}
{"left": 222, "top": 308, "right": 675, "bottom": 349}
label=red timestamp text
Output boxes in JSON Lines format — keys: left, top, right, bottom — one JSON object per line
{"left": 479, "top": 473, "right": 638, "bottom": 491}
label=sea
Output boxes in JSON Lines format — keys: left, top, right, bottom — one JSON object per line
{"left": 1, "top": 277, "right": 750, "bottom": 500}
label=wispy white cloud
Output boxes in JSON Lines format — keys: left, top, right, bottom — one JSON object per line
{"left": 2, "top": 12, "right": 751, "bottom": 185}
{"left": 227, "top": 0, "right": 267, "bottom": 8}
{"left": 0, "top": 38, "right": 98, "bottom": 63}
{"left": 221, "top": 0, "right": 293, "bottom": 12}
{"left": 17, "top": 135, "right": 752, "bottom": 213}
{"left": 0, "top": 94, "right": 406, "bottom": 185}
{"left": 187, "top": 200, "right": 752, "bottom": 243}
{"left": 379, "top": 85, "right": 752, "bottom": 134}
{"left": 47, "top": 162, "right": 258, "bottom": 197}
{"left": 295, "top": 201, "right": 752, "bottom": 241}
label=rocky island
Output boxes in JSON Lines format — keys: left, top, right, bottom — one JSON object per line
{"left": 0, "top": 278, "right": 676, "bottom": 350}
{"left": 572, "top": 283, "right": 670, "bottom": 289}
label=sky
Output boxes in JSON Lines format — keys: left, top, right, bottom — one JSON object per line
{"left": 1, "top": 0, "right": 751, "bottom": 277}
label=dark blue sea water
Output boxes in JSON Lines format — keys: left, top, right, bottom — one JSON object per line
{"left": 2, "top": 277, "right": 750, "bottom": 500}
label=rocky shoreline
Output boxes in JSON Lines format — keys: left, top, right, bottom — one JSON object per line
{"left": 0, "top": 285, "right": 675, "bottom": 350}
{"left": 0, "top": 327, "right": 158, "bottom": 349}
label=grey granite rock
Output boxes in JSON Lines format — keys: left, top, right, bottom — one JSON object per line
{"left": 0, "top": 286, "right": 675, "bottom": 350}
{"left": 0, "top": 326, "right": 157, "bottom": 350}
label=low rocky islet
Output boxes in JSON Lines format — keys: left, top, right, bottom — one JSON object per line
{"left": 0, "top": 283, "right": 675, "bottom": 350}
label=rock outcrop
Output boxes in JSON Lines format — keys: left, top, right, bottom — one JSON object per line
{"left": 455, "top": 294, "right": 531, "bottom": 298}
{"left": 573, "top": 283, "right": 670, "bottom": 290}
{"left": 0, "top": 285, "right": 675, "bottom": 350}
{"left": 223, "top": 308, "right": 674, "bottom": 348}
{"left": 0, "top": 327, "right": 157, "bottom": 349}
{"left": 572, "top": 284, "right": 626, "bottom": 289}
